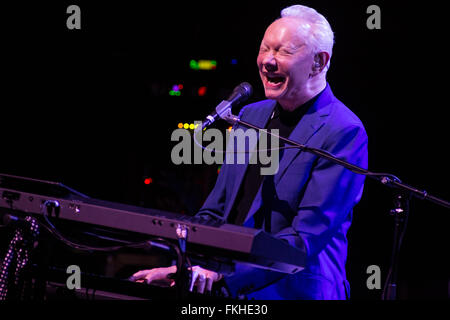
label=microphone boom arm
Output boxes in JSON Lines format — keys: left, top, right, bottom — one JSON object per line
{"left": 222, "top": 112, "right": 450, "bottom": 208}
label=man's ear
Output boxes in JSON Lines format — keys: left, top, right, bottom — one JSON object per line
{"left": 312, "top": 51, "right": 330, "bottom": 74}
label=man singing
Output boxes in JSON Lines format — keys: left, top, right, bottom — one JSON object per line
{"left": 132, "top": 4, "right": 368, "bottom": 300}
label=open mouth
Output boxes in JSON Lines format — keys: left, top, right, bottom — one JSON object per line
{"left": 266, "top": 74, "right": 286, "bottom": 85}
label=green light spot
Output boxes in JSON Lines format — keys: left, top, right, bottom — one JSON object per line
{"left": 190, "top": 59, "right": 199, "bottom": 70}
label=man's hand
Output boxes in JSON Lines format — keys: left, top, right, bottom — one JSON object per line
{"left": 130, "top": 265, "right": 222, "bottom": 294}
{"left": 189, "top": 265, "right": 222, "bottom": 293}
{"left": 130, "top": 265, "right": 177, "bottom": 287}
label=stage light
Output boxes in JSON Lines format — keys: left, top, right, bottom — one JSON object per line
{"left": 231, "top": 58, "right": 238, "bottom": 65}
{"left": 190, "top": 59, "right": 217, "bottom": 70}
{"left": 176, "top": 123, "right": 200, "bottom": 130}
{"left": 169, "top": 90, "right": 181, "bottom": 96}
{"left": 198, "top": 60, "right": 217, "bottom": 70}
{"left": 144, "top": 177, "right": 153, "bottom": 185}
{"left": 190, "top": 59, "right": 199, "bottom": 70}
{"left": 169, "top": 83, "right": 183, "bottom": 96}
{"left": 198, "top": 86, "right": 207, "bottom": 96}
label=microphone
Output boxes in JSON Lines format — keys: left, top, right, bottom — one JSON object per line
{"left": 199, "top": 82, "right": 253, "bottom": 130}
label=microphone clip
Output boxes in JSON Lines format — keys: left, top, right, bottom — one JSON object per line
{"left": 215, "top": 101, "right": 239, "bottom": 125}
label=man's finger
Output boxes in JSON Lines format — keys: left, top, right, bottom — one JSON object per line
{"left": 205, "top": 277, "right": 214, "bottom": 293}
{"left": 130, "top": 269, "right": 152, "bottom": 280}
{"left": 145, "top": 268, "right": 173, "bottom": 284}
{"left": 196, "top": 274, "right": 206, "bottom": 294}
{"left": 144, "top": 271, "right": 158, "bottom": 284}
{"left": 189, "top": 270, "right": 199, "bottom": 292}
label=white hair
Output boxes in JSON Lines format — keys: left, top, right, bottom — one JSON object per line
{"left": 281, "top": 5, "right": 334, "bottom": 64}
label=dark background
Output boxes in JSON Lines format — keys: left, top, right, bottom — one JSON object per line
{"left": 1, "top": 0, "right": 448, "bottom": 299}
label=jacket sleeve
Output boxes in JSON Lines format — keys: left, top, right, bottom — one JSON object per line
{"left": 195, "top": 105, "right": 251, "bottom": 221}
{"left": 195, "top": 162, "right": 229, "bottom": 222}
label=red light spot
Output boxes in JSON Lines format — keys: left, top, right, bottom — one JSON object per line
{"left": 144, "top": 177, "right": 153, "bottom": 185}
{"left": 178, "top": 84, "right": 184, "bottom": 90}
{"left": 198, "top": 86, "right": 207, "bottom": 96}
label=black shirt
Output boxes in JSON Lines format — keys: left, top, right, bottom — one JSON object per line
{"left": 227, "top": 97, "right": 318, "bottom": 225}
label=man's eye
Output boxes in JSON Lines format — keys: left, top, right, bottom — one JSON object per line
{"left": 279, "top": 49, "right": 293, "bottom": 55}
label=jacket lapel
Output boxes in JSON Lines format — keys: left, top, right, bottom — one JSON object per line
{"left": 273, "top": 85, "right": 334, "bottom": 185}
{"left": 273, "top": 109, "right": 329, "bottom": 185}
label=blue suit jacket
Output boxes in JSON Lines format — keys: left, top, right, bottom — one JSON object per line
{"left": 197, "top": 84, "right": 368, "bottom": 299}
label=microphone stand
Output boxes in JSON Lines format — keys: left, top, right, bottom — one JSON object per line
{"left": 219, "top": 111, "right": 450, "bottom": 300}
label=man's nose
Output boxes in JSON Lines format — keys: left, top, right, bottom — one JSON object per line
{"left": 262, "top": 54, "right": 277, "bottom": 72}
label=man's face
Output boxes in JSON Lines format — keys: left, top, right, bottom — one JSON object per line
{"left": 257, "top": 18, "right": 315, "bottom": 108}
